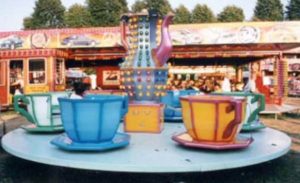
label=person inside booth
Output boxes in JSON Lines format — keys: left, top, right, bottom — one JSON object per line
{"left": 82, "top": 77, "right": 91, "bottom": 90}
{"left": 221, "top": 74, "right": 231, "bottom": 92}
{"left": 11, "top": 74, "right": 24, "bottom": 95}
{"left": 70, "top": 82, "right": 89, "bottom": 99}
{"left": 244, "top": 72, "right": 257, "bottom": 93}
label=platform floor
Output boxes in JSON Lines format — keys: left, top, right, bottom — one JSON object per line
{"left": 260, "top": 103, "right": 300, "bottom": 120}
{"left": 262, "top": 104, "right": 300, "bottom": 114}
{"left": 1, "top": 124, "right": 291, "bottom": 173}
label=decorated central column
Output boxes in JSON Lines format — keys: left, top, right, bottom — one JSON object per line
{"left": 120, "top": 10, "right": 173, "bottom": 102}
{"left": 120, "top": 10, "right": 173, "bottom": 133}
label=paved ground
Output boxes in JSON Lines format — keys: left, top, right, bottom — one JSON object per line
{"left": 0, "top": 112, "right": 300, "bottom": 183}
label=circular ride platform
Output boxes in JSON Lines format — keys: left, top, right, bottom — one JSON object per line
{"left": 1, "top": 124, "right": 291, "bottom": 173}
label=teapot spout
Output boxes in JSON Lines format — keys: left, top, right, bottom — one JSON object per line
{"left": 152, "top": 14, "right": 173, "bottom": 67}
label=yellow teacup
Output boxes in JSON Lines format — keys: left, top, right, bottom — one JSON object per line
{"left": 180, "top": 95, "right": 246, "bottom": 143}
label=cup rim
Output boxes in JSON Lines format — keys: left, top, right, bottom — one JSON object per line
{"left": 180, "top": 95, "right": 246, "bottom": 103}
{"left": 59, "top": 96, "right": 124, "bottom": 103}
{"left": 211, "top": 91, "right": 262, "bottom": 97}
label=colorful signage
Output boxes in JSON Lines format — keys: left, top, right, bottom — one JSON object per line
{"left": 102, "top": 70, "right": 120, "bottom": 86}
{"left": 1, "top": 21, "right": 300, "bottom": 50}
{"left": 170, "top": 21, "right": 300, "bottom": 45}
{"left": 0, "top": 27, "right": 121, "bottom": 50}
{"left": 24, "top": 85, "right": 49, "bottom": 94}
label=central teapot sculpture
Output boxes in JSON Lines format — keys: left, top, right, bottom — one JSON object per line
{"left": 120, "top": 10, "right": 173, "bottom": 102}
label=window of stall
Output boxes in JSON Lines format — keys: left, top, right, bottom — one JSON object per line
{"left": 0, "top": 62, "right": 5, "bottom": 86}
{"left": 55, "top": 59, "right": 65, "bottom": 85}
{"left": 28, "top": 59, "right": 46, "bottom": 84}
{"left": 10, "top": 60, "right": 24, "bottom": 85}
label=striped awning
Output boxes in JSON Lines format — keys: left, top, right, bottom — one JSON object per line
{"left": 67, "top": 47, "right": 126, "bottom": 60}
{"left": 0, "top": 49, "right": 68, "bottom": 59}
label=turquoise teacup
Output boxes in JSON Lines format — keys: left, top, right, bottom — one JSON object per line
{"left": 161, "top": 90, "right": 200, "bottom": 108}
{"left": 84, "top": 94, "right": 129, "bottom": 118}
{"left": 58, "top": 95, "right": 125, "bottom": 143}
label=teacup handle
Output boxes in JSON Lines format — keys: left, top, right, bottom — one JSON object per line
{"left": 122, "top": 95, "right": 129, "bottom": 116}
{"left": 13, "top": 95, "right": 36, "bottom": 123}
{"left": 223, "top": 100, "right": 242, "bottom": 139}
{"left": 248, "top": 93, "right": 265, "bottom": 122}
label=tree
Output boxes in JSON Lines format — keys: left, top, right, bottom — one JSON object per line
{"left": 173, "top": 5, "right": 191, "bottom": 24}
{"left": 286, "top": 0, "right": 300, "bottom": 20}
{"left": 131, "top": 0, "right": 147, "bottom": 12}
{"left": 119, "top": 0, "right": 129, "bottom": 13}
{"left": 23, "top": 17, "right": 34, "bottom": 29}
{"left": 64, "top": 4, "right": 93, "bottom": 28}
{"left": 23, "top": 0, "right": 65, "bottom": 29}
{"left": 253, "top": 0, "right": 284, "bottom": 21}
{"left": 191, "top": 4, "right": 216, "bottom": 23}
{"left": 87, "top": 0, "right": 124, "bottom": 26}
{"left": 145, "top": 0, "right": 173, "bottom": 15}
{"left": 217, "top": 5, "right": 245, "bottom": 22}
{"left": 131, "top": 0, "right": 172, "bottom": 15}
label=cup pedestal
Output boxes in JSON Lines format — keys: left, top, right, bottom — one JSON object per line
{"left": 124, "top": 103, "right": 164, "bottom": 133}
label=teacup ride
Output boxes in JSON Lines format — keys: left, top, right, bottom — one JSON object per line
{"left": 86, "top": 89, "right": 125, "bottom": 95}
{"left": 212, "top": 92, "right": 265, "bottom": 131}
{"left": 172, "top": 95, "right": 254, "bottom": 150}
{"left": 86, "top": 90, "right": 114, "bottom": 95}
{"left": 0, "top": 9, "right": 292, "bottom": 172}
{"left": 14, "top": 92, "right": 71, "bottom": 133}
{"left": 86, "top": 90, "right": 129, "bottom": 118}
{"left": 84, "top": 94, "right": 129, "bottom": 119}
{"left": 161, "top": 90, "right": 200, "bottom": 121}
{"left": 51, "top": 95, "right": 130, "bottom": 151}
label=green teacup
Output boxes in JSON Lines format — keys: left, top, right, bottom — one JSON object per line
{"left": 212, "top": 92, "right": 265, "bottom": 131}
{"left": 14, "top": 92, "right": 71, "bottom": 132}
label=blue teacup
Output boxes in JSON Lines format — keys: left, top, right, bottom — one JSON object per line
{"left": 58, "top": 95, "right": 125, "bottom": 143}
{"left": 84, "top": 94, "right": 129, "bottom": 118}
{"left": 161, "top": 90, "right": 200, "bottom": 108}
{"left": 161, "top": 90, "right": 200, "bottom": 119}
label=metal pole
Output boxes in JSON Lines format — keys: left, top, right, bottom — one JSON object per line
{"left": 0, "top": 105, "right": 7, "bottom": 137}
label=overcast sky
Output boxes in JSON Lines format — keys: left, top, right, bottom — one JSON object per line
{"left": 0, "top": 0, "right": 289, "bottom": 31}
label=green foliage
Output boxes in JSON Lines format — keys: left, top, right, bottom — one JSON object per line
{"left": 119, "top": 0, "right": 129, "bottom": 13}
{"left": 131, "top": 0, "right": 147, "bottom": 12}
{"left": 145, "top": 0, "right": 173, "bottom": 15}
{"left": 174, "top": 5, "right": 191, "bottom": 24}
{"left": 131, "top": 0, "right": 172, "bottom": 15}
{"left": 64, "top": 4, "right": 93, "bottom": 28}
{"left": 286, "top": 0, "right": 300, "bottom": 20}
{"left": 23, "top": 17, "right": 34, "bottom": 29}
{"left": 191, "top": 4, "right": 216, "bottom": 23}
{"left": 217, "top": 5, "right": 245, "bottom": 22}
{"left": 23, "top": 0, "right": 65, "bottom": 29}
{"left": 253, "top": 0, "right": 284, "bottom": 21}
{"left": 87, "top": 0, "right": 127, "bottom": 26}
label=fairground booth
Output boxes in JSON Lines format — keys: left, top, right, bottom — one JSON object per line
{"left": 1, "top": 21, "right": 300, "bottom": 108}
